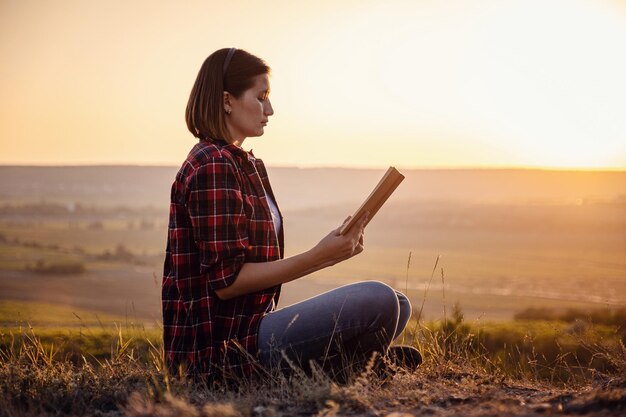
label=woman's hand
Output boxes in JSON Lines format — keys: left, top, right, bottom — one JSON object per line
{"left": 214, "top": 212, "right": 368, "bottom": 300}
{"left": 311, "top": 212, "right": 369, "bottom": 269}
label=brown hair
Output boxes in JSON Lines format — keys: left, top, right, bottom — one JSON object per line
{"left": 185, "top": 48, "right": 270, "bottom": 142}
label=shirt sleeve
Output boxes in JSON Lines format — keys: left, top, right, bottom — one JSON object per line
{"left": 186, "top": 158, "right": 249, "bottom": 292}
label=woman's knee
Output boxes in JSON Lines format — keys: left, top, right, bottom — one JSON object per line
{"left": 356, "top": 281, "right": 398, "bottom": 309}
{"left": 351, "top": 281, "right": 399, "bottom": 331}
{"left": 394, "top": 291, "right": 412, "bottom": 338}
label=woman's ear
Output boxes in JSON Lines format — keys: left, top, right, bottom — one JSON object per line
{"left": 223, "top": 91, "right": 232, "bottom": 115}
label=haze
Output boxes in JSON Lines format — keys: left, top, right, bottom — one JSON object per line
{"left": 1, "top": 0, "right": 626, "bottom": 169}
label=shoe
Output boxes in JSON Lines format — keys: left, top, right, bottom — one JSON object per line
{"left": 386, "top": 345, "right": 422, "bottom": 371}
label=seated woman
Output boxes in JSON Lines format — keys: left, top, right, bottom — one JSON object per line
{"left": 162, "top": 48, "right": 421, "bottom": 385}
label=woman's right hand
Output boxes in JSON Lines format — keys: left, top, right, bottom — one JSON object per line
{"left": 311, "top": 212, "right": 368, "bottom": 269}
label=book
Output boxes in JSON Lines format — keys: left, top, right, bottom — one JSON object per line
{"left": 339, "top": 166, "right": 405, "bottom": 235}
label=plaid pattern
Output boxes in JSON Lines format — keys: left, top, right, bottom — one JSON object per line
{"left": 162, "top": 139, "right": 284, "bottom": 380}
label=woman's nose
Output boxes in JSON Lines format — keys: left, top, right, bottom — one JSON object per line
{"left": 265, "top": 99, "right": 274, "bottom": 116}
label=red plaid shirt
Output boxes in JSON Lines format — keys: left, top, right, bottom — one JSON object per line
{"left": 162, "top": 139, "right": 284, "bottom": 380}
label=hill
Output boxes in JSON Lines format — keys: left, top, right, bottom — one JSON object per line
{"left": 1, "top": 166, "right": 625, "bottom": 209}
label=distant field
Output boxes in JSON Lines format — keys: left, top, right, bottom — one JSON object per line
{"left": 0, "top": 166, "right": 624, "bottom": 323}
{"left": 0, "top": 300, "right": 130, "bottom": 328}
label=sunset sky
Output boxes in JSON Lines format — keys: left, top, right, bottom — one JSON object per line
{"left": 1, "top": 0, "right": 625, "bottom": 169}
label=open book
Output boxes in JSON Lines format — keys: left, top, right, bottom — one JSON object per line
{"left": 339, "top": 166, "right": 405, "bottom": 235}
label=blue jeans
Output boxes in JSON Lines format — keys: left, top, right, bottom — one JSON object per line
{"left": 257, "top": 281, "right": 412, "bottom": 375}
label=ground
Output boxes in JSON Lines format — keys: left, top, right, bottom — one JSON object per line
{"left": 123, "top": 368, "right": 626, "bottom": 417}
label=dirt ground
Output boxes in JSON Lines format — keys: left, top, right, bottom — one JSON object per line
{"left": 355, "top": 372, "right": 626, "bottom": 417}
{"left": 124, "top": 368, "right": 626, "bottom": 417}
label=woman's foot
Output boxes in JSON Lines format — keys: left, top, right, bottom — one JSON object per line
{"left": 328, "top": 346, "right": 423, "bottom": 385}
{"left": 369, "top": 345, "right": 422, "bottom": 384}
{"left": 386, "top": 345, "right": 422, "bottom": 371}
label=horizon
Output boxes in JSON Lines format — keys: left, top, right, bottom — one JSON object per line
{"left": 1, "top": 163, "right": 625, "bottom": 173}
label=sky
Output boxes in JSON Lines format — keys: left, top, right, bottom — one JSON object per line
{"left": 1, "top": 0, "right": 625, "bottom": 170}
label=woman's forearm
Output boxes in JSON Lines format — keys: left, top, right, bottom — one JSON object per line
{"left": 214, "top": 248, "right": 325, "bottom": 300}
{"left": 214, "top": 213, "right": 367, "bottom": 300}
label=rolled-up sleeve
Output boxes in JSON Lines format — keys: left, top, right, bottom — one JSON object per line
{"left": 187, "top": 158, "right": 249, "bottom": 291}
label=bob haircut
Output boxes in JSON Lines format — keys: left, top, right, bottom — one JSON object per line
{"left": 186, "top": 48, "right": 270, "bottom": 143}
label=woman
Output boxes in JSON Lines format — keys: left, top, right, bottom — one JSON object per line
{"left": 162, "top": 48, "right": 421, "bottom": 384}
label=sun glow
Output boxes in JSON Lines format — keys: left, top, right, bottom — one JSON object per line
{"left": 0, "top": 0, "right": 625, "bottom": 169}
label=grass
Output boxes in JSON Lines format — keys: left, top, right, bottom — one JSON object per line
{"left": 0, "top": 300, "right": 135, "bottom": 327}
{"left": 1, "top": 300, "right": 624, "bottom": 416}
{"left": 408, "top": 315, "right": 625, "bottom": 384}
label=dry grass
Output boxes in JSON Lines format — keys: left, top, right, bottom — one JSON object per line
{"left": 1, "top": 313, "right": 625, "bottom": 417}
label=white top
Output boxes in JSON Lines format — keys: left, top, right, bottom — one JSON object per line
{"left": 248, "top": 152, "right": 281, "bottom": 235}
{"left": 265, "top": 191, "right": 282, "bottom": 235}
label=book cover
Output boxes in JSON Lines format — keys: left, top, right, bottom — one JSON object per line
{"left": 339, "top": 166, "right": 405, "bottom": 235}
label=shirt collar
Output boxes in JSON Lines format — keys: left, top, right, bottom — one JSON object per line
{"left": 201, "top": 138, "right": 254, "bottom": 161}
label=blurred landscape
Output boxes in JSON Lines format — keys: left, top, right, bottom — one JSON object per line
{"left": 0, "top": 165, "right": 624, "bottom": 325}
{"left": 2, "top": 165, "right": 625, "bottom": 416}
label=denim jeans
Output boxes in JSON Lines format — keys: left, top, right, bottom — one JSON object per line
{"left": 257, "top": 281, "right": 412, "bottom": 376}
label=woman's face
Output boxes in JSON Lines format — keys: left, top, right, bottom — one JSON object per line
{"left": 225, "top": 73, "right": 273, "bottom": 145}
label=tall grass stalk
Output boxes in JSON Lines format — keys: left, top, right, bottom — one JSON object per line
{"left": 440, "top": 267, "right": 447, "bottom": 329}
{"left": 401, "top": 251, "right": 411, "bottom": 344}
{"left": 414, "top": 254, "right": 440, "bottom": 330}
